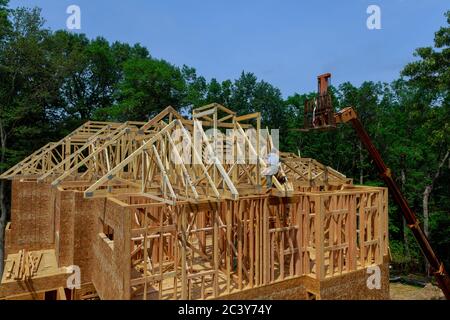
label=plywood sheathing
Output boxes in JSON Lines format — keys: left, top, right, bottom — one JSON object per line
{"left": 73, "top": 192, "right": 101, "bottom": 283}
{"left": 217, "top": 258, "right": 390, "bottom": 300}
{"left": 53, "top": 188, "right": 100, "bottom": 283}
{"left": 217, "top": 275, "right": 319, "bottom": 300}
{"left": 54, "top": 189, "right": 75, "bottom": 268}
{"left": 318, "top": 258, "right": 390, "bottom": 300}
{"left": 6, "top": 180, "right": 54, "bottom": 255}
{"left": 91, "top": 198, "right": 131, "bottom": 300}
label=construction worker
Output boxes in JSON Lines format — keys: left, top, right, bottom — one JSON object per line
{"left": 262, "top": 147, "right": 279, "bottom": 189}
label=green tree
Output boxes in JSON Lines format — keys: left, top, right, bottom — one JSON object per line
{"left": 0, "top": 0, "right": 10, "bottom": 276}
{"left": 110, "top": 58, "right": 186, "bottom": 121}
{"left": 0, "top": 6, "right": 61, "bottom": 274}
{"left": 230, "top": 71, "right": 258, "bottom": 115}
{"left": 181, "top": 65, "right": 207, "bottom": 114}
{"left": 401, "top": 10, "right": 450, "bottom": 271}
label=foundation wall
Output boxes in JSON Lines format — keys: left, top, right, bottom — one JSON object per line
{"left": 217, "top": 276, "right": 318, "bottom": 300}
{"left": 318, "top": 256, "right": 390, "bottom": 300}
{"left": 217, "top": 259, "right": 390, "bottom": 300}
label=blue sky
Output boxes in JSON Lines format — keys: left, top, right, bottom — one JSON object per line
{"left": 9, "top": 0, "right": 449, "bottom": 96}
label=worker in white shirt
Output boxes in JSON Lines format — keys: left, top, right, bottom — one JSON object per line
{"left": 262, "top": 148, "right": 279, "bottom": 189}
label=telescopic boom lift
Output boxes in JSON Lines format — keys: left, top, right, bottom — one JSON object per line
{"left": 300, "top": 73, "right": 450, "bottom": 299}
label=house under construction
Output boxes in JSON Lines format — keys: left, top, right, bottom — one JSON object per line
{"left": 0, "top": 103, "right": 389, "bottom": 300}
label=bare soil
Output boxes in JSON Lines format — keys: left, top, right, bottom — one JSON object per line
{"left": 390, "top": 282, "right": 445, "bottom": 300}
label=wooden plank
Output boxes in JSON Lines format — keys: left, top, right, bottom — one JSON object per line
{"left": 181, "top": 207, "right": 188, "bottom": 299}
{"left": 237, "top": 201, "right": 243, "bottom": 290}
{"left": 377, "top": 191, "right": 384, "bottom": 264}
{"left": 359, "top": 193, "right": 366, "bottom": 268}
{"left": 263, "top": 197, "right": 270, "bottom": 284}
{"left": 243, "top": 201, "right": 248, "bottom": 281}
{"left": 57, "top": 287, "right": 67, "bottom": 300}
{"left": 143, "top": 208, "right": 148, "bottom": 300}
{"left": 173, "top": 208, "right": 179, "bottom": 300}
{"left": 235, "top": 112, "right": 260, "bottom": 122}
{"left": 158, "top": 209, "right": 164, "bottom": 300}
{"left": 6, "top": 260, "right": 15, "bottom": 279}
{"left": 218, "top": 114, "right": 234, "bottom": 123}
{"left": 192, "top": 103, "right": 217, "bottom": 113}
{"left": 193, "top": 107, "right": 216, "bottom": 119}
{"left": 255, "top": 200, "right": 260, "bottom": 286}
{"left": 315, "top": 196, "right": 325, "bottom": 279}
{"left": 213, "top": 208, "right": 219, "bottom": 297}
{"left": 131, "top": 224, "right": 176, "bottom": 237}
{"left": 295, "top": 202, "right": 303, "bottom": 276}
{"left": 226, "top": 202, "right": 232, "bottom": 293}
{"left": 249, "top": 200, "right": 254, "bottom": 287}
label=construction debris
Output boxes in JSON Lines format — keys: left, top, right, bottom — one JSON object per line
{"left": 5, "top": 249, "right": 43, "bottom": 281}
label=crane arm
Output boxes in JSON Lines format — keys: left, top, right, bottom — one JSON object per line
{"left": 335, "top": 107, "right": 450, "bottom": 299}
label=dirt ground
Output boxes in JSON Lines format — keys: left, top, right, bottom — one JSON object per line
{"left": 390, "top": 282, "right": 445, "bottom": 300}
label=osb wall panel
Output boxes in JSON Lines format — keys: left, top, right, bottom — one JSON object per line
{"left": 50, "top": 188, "right": 104, "bottom": 283}
{"left": 217, "top": 276, "right": 318, "bottom": 300}
{"left": 318, "top": 257, "right": 390, "bottom": 300}
{"left": 91, "top": 199, "right": 131, "bottom": 300}
{"left": 72, "top": 192, "right": 102, "bottom": 283}
{"left": 218, "top": 259, "right": 389, "bottom": 301}
{"left": 6, "top": 180, "right": 54, "bottom": 254}
{"left": 55, "top": 189, "right": 75, "bottom": 268}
